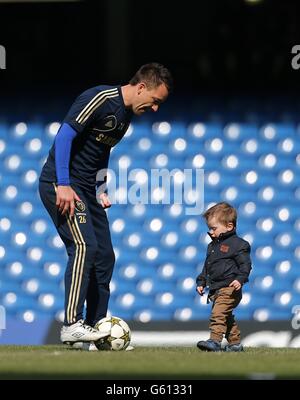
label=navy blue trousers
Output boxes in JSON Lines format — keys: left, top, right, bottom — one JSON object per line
{"left": 39, "top": 181, "right": 115, "bottom": 326}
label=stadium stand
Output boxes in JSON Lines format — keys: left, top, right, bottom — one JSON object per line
{"left": 0, "top": 120, "right": 299, "bottom": 324}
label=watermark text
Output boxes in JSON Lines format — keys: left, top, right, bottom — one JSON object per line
{"left": 0, "top": 45, "right": 6, "bottom": 69}
{"left": 96, "top": 167, "right": 205, "bottom": 215}
{"left": 291, "top": 305, "right": 300, "bottom": 329}
{"left": 291, "top": 45, "right": 300, "bottom": 70}
{"left": 0, "top": 305, "right": 6, "bottom": 335}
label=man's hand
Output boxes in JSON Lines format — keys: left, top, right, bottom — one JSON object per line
{"left": 56, "top": 186, "right": 81, "bottom": 217}
{"left": 197, "top": 286, "right": 205, "bottom": 296}
{"left": 229, "top": 280, "right": 242, "bottom": 291}
{"left": 98, "top": 193, "right": 111, "bottom": 209}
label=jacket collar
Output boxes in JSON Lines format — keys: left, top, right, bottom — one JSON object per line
{"left": 208, "top": 229, "right": 236, "bottom": 242}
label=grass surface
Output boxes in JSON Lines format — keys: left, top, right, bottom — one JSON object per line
{"left": 0, "top": 345, "right": 300, "bottom": 379}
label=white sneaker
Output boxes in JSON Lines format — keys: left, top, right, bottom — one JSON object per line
{"left": 60, "top": 319, "right": 109, "bottom": 344}
{"left": 70, "top": 342, "right": 98, "bottom": 351}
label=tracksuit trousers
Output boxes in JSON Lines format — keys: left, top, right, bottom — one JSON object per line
{"left": 39, "top": 181, "right": 115, "bottom": 326}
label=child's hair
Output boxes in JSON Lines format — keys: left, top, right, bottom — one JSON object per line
{"left": 203, "top": 202, "right": 237, "bottom": 227}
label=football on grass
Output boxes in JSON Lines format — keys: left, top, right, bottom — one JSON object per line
{"left": 94, "top": 316, "right": 131, "bottom": 351}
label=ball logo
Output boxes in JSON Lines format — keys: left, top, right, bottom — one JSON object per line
{"left": 75, "top": 200, "right": 86, "bottom": 212}
{"left": 94, "top": 316, "right": 131, "bottom": 351}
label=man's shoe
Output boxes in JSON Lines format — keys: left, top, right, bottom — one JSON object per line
{"left": 197, "top": 339, "right": 221, "bottom": 352}
{"left": 225, "top": 343, "right": 244, "bottom": 352}
{"left": 60, "top": 319, "right": 110, "bottom": 344}
{"left": 70, "top": 342, "right": 98, "bottom": 351}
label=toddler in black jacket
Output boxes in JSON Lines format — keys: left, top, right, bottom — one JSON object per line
{"left": 196, "top": 202, "right": 252, "bottom": 352}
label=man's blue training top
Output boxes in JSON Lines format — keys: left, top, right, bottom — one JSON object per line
{"left": 39, "top": 85, "right": 132, "bottom": 191}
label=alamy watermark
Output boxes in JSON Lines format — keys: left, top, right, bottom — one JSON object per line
{"left": 291, "top": 45, "right": 300, "bottom": 70}
{"left": 291, "top": 305, "right": 300, "bottom": 329}
{"left": 0, "top": 45, "right": 6, "bottom": 69}
{"left": 96, "top": 167, "right": 205, "bottom": 215}
{"left": 0, "top": 306, "right": 6, "bottom": 335}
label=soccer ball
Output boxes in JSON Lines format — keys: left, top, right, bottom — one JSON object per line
{"left": 94, "top": 316, "right": 131, "bottom": 351}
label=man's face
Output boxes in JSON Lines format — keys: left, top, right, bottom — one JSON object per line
{"left": 132, "top": 82, "right": 169, "bottom": 115}
{"left": 207, "top": 217, "right": 233, "bottom": 238}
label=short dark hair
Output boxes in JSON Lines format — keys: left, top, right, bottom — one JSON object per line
{"left": 129, "top": 63, "right": 173, "bottom": 92}
{"left": 203, "top": 202, "right": 237, "bottom": 227}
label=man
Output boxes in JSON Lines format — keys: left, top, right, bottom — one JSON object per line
{"left": 39, "top": 63, "right": 173, "bottom": 344}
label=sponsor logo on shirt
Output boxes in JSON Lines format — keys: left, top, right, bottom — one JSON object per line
{"left": 95, "top": 133, "right": 120, "bottom": 147}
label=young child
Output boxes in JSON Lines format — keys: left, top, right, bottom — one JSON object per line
{"left": 196, "top": 202, "right": 252, "bottom": 352}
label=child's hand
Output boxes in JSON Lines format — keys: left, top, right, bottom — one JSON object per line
{"left": 229, "top": 280, "right": 241, "bottom": 291}
{"left": 197, "top": 286, "right": 205, "bottom": 296}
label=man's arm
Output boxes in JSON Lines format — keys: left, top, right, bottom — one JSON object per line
{"left": 55, "top": 123, "right": 77, "bottom": 186}
{"left": 54, "top": 123, "right": 81, "bottom": 217}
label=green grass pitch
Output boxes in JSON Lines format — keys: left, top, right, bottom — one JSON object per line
{"left": 0, "top": 346, "right": 300, "bottom": 379}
